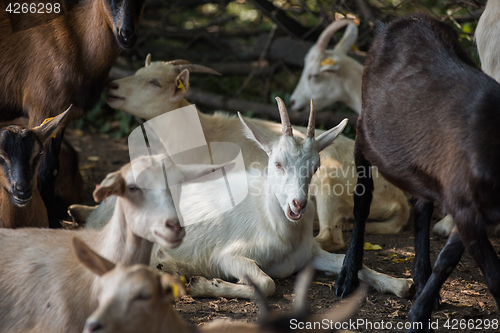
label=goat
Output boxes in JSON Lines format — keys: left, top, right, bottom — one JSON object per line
{"left": 0, "top": 0, "right": 146, "bottom": 228}
{"left": 289, "top": 20, "right": 363, "bottom": 114}
{"left": 101, "top": 55, "right": 409, "bottom": 252}
{"left": 0, "top": 154, "right": 225, "bottom": 332}
{"left": 476, "top": 0, "right": 500, "bottom": 82}
{"left": 334, "top": 14, "right": 500, "bottom": 331}
{"left": 150, "top": 98, "right": 412, "bottom": 299}
{"left": 0, "top": 117, "right": 84, "bottom": 225}
{"left": 0, "top": 107, "right": 70, "bottom": 228}
{"left": 433, "top": 0, "right": 500, "bottom": 238}
{"left": 74, "top": 236, "right": 365, "bottom": 333}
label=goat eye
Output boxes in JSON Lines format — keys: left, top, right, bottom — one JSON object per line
{"left": 39, "top": 150, "right": 43, "bottom": 155}
{"left": 128, "top": 185, "right": 141, "bottom": 192}
{"left": 148, "top": 79, "right": 161, "bottom": 88}
{"left": 308, "top": 74, "right": 319, "bottom": 80}
{"left": 275, "top": 162, "right": 282, "bottom": 169}
{"left": 133, "top": 292, "right": 151, "bottom": 301}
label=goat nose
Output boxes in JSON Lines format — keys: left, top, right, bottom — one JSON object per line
{"left": 85, "top": 319, "right": 103, "bottom": 333}
{"left": 293, "top": 199, "right": 307, "bottom": 211}
{"left": 108, "top": 82, "right": 119, "bottom": 90}
{"left": 165, "top": 218, "right": 181, "bottom": 232}
{"left": 14, "top": 183, "right": 31, "bottom": 195}
{"left": 119, "top": 28, "right": 134, "bottom": 42}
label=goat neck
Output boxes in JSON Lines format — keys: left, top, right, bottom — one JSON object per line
{"left": 96, "top": 199, "right": 153, "bottom": 266}
{"left": 0, "top": 186, "right": 47, "bottom": 228}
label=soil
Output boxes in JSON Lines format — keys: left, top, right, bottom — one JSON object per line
{"left": 67, "top": 128, "right": 500, "bottom": 333}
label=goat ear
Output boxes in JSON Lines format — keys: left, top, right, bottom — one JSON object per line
{"left": 72, "top": 237, "right": 115, "bottom": 276}
{"left": 333, "top": 23, "right": 358, "bottom": 54}
{"left": 315, "top": 118, "right": 348, "bottom": 152}
{"left": 237, "top": 112, "right": 274, "bottom": 155}
{"left": 32, "top": 105, "right": 73, "bottom": 143}
{"left": 172, "top": 69, "right": 190, "bottom": 102}
{"left": 160, "top": 273, "right": 186, "bottom": 303}
{"left": 93, "top": 171, "right": 126, "bottom": 202}
{"left": 145, "top": 53, "right": 152, "bottom": 67}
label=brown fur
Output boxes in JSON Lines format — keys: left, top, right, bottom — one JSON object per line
{"left": 0, "top": 0, "right": 145, "bottom": 126}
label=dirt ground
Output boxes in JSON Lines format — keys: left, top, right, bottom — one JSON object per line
{"left": 67, "top": 127, "right": 500, "bottom": 333}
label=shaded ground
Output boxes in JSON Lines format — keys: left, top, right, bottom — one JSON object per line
{"left": 68, "top": 127, "right": 500, "bottom": 333}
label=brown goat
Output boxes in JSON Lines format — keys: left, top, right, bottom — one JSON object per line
{"left": 335, "top": 14, "right": 500, "bottom": 332}
{"left": 0, "top": 108, "right": 70, "bottom": 228}
{"left": 0, "top": 0, "right": 146, "bottom": 227}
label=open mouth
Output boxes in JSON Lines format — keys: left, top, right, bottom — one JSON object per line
{"left": 154, "top": 229, "right": 185, "bottom": 249}
{"left": 287, "top": 205, "right": 302, "bottom": 220}
{"left": 12, "top": 195, "right": 31, "bottom": 207}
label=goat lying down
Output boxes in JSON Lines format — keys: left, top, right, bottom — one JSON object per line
{"left": 149, "top": 98, "right": 412, "bottom": 299}
{"left": 0, "top": 155, "right": 225, "bottom": 332}
{"left": 94, "top": 55, "right": 409, "bottom": 252}
{"left": 73, "top": 237, "right": 365, "bottom": 333}
{"left": 335, "top": 14, "right": 500, "bottom": 331}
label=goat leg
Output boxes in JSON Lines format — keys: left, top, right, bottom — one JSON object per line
{"left": 407, "top": 226, "right": 464, "bottom": 333}
{"left": 412, "top": 199, "right": 436, "bottom": 307}
{"left": 335, "top": 150, "right": 373, "bottom": 298}
{"left": 456, "top": 217, "right": 500, "bottom": 306}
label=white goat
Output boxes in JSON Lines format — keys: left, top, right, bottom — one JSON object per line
{"left": 151, "top": 98, "right": 413, "bottom": 299}
{"left": 476, "top": 0, "right": 500, "bottom": 82}
{"left": 0, "top": 155, "right": 219, "bottom": 332}
{"left": 101, "top": 55, "right": 409, "bottom": 252}
{"left": 289, "top": 20, "right": 363, "bottom": 114}
{"left": 74, "top": 237, "right": 364, "bottom": 333}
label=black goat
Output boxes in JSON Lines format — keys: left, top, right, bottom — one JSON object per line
{"left": 334, "top": 14, "right": 500, "bottom": 332}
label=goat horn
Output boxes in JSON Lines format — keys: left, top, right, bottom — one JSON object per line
{"left": 276, "top": 97, "right": 292, "bottom": 137}
{"left": 315, "top": 19, "right": 353, "bottom": 51}
{"left": 164, "top": 59, "right": 192, "bottom": 65}
{"left": 145, "top": 54, "right": 152, "bottom": 67}
{"left": 306, "top": 100, "right": 315, "bottom": 138}
{"left": 177, "top": 64, "right": 221, "bottom": 76}
{"left": 293, "top": 265, "right": 315, "bottom": 314}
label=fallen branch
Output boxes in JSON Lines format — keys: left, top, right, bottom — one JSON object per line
{"left": 186, "top": 88, "right": 358, "bottom": 128}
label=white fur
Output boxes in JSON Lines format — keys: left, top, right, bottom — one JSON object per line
{"left": 476, "top": 0, "right": 500, "bottom": 82}
{"left": 101, "top": 57, "right": 409, "bottom": 251}
{"left": 150, "top": 115, "right": 413, "bottom": 299}
{"left": 0, "top": 156, "right": 187, "bottom": 332}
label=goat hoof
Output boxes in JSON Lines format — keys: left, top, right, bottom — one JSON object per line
{"left": 334, "top": 268, "right": 359, "bottom": 298}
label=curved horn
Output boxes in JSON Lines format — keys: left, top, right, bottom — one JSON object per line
{"left": 276, "top": 97, "right": 292, "bottom": 137}
{"left": 177, "top": 64, "right": 221, "bottom": 76}
{"left": 334, "top": 23, "right": 358, "bottom": 54}
{"left": 145, "top": 53, "right": 152, "bottom": 67}
{"left": 306, "top": 100, "right": 315, "bottom": 138}
{"left": 164, "top": 59, "right": 192, "bottom": 65}
{"left": 315, "top": 19, "right": 354, "bottom": 51}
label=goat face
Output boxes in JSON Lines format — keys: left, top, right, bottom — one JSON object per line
{"left": 105, "top": 0, "right": 146, "bottom": 49}
{"left": 290, "top": 22, "right": 361, "bottom": 113}
{"left": 239, "top": 98, "right": 347, "bottom": 222}
{"left": 72, "top": 237, "right": 185, "bottom": 333}
{"left": 267, "top": 136, "right": 320, "bottom": 221}
{"left": 106, "top": 63, "right": 175, "bottom": 117}
{"left": 0, "top": 128, "right": 43, "bottom": 207}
